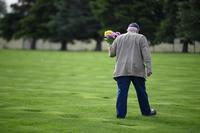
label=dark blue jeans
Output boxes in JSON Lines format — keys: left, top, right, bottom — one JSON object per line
{"left": 115, "top": 76, "right": 151, "bottom": 117}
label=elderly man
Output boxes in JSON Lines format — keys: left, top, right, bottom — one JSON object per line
{"left": 108, "top": 23, "right": 156, "bottom": 118}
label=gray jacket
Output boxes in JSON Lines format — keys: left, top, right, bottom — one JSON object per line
{"left": 109, "top": 32, "right": 152, "bottom": 78}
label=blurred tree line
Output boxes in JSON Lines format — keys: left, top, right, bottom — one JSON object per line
{"left": 0, "top": 0, "right": 199, "bottom": 52}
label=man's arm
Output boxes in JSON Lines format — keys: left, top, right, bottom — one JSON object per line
{"left": 108, "top": 37, "right": 118, "bottom": 57}
{"left": 139, "top": 36, "right": 152, "bottom": 77}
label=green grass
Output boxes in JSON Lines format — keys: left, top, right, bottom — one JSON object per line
{"left": 0, "top": 50, "right": 200, "bottom": 133}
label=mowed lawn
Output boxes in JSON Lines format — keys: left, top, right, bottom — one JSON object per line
{"left": 0, "top": 50, "right": 199, "bottom": 133}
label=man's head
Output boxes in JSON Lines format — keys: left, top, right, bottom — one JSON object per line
{"left": 127, "top": 22, "right": 140, "bottom": 33}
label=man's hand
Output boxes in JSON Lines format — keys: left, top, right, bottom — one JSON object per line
{"left": 147, "top": 72, "right": 152, "bottom": 77}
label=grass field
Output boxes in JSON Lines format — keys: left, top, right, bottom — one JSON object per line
{"left": 0, "top": 50, "right": 200, "bottom": 133}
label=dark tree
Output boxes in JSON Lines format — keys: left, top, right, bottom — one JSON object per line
{"left": 90, "top": 0, "right": 164, "bottom": 43}
{"left": 156, "top": 0, "right": 200, "bottom": 53}
{"left": 0, "top": 0, "right": 34, "bottom": 43}
{"left": 14, "top": 0, "right": 56, "bottom": 49}
{"left": 155, "top": 0, "right": 178, "bottom": 44}
{"left": 48, "top": 0, "right": 102, "bottom": 51}
{"left": 176, "top": 0, "right": 200, "bottom": 53}
{"left": 47, "top": 0, "right": 73, "bottom": 51}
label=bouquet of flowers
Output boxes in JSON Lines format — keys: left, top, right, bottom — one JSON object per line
{"left": 104, "top": 30, "right": 120, "bottom": 45}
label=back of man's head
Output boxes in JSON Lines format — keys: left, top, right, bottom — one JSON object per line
{"left": 127, "top": 22, "right": 140, "bottom": 33}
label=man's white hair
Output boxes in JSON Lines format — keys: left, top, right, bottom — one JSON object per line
{"left": 127, "top": 27, "right": 139, "bottom": 33}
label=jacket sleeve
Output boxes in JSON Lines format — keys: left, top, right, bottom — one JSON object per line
{"left": 108, "top": 37, "right": 118, "bottom": 57}
{"left": 139, "top": 36, "right": 152, "bottom": 73}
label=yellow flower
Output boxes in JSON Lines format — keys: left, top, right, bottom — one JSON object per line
{"left": 104, "top": 30, "right": 113, "bottom": 36}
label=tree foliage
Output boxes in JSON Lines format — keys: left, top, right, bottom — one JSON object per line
{"left": 0, "top": 0, "right": 34, "bottom": 41}
{"left": 15, "top": 0, "right": 56, "bottom": 49}
{"left": 0, "top": 13, "right": 20, "bottom": 40}
{"left": 176, "top": 0, "right": 200, "bottom": 41}
{"left": 90, "top": 0, "right": 164, "bottom": 43}
{"left": 156, "top": 0, "right": 200, "bottom": 52}
{"left": 48, "top": 0, "right": 102, "bottom": 51}
{"left": 15, "top": 0, "right": 56, "bottom": 39}
{"left": 155, "top": 0, "right": 178, "bottom": 43}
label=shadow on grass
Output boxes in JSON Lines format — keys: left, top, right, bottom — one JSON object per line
{"left": 23, "top": 109, "right": 42, "bottom": 112}
{"left": 102, "top": 96, "right": 111, "bottom": 99}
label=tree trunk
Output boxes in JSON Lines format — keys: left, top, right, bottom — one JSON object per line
{"left": 30, "top": 38, "right": 37, "bottom": 50}
{"left": 182, "top": 41, "right": 188, "bottom": 53}
{"left": 95, "top": 38, "right": 102, "bottom": 51}
{"left": 60, "top": 40, "right": 67, "bottom": 51}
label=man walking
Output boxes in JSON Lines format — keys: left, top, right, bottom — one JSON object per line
{"left": 108, "top": 23, "right": 156, "bottom": 118}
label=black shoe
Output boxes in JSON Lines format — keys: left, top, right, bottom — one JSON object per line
{"left": 143, "top": 108, "right": 157, "bottom": 116}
